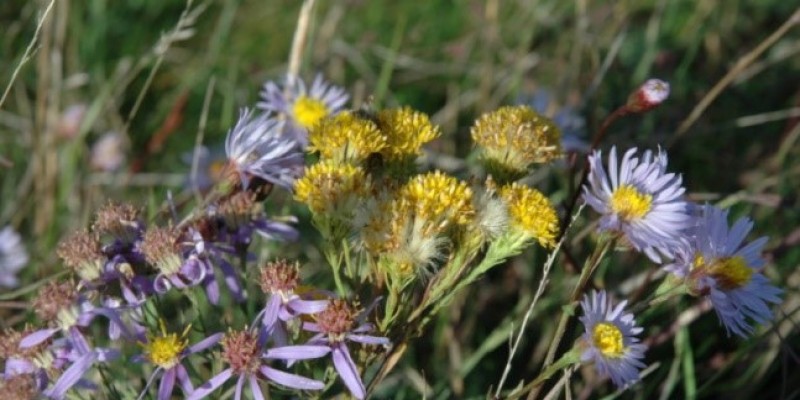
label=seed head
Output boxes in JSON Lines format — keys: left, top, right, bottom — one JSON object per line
{"left": 140, "top": 226, "right": 183, "bottom": 275}
{"left": 56, "top": 230, "right": 105, "bottom": 281}
{"left": 33, "top": 281, "right": 79, "bottom": 323}
{"left": 220, "top": 329, "right": 261, "bottom": 375}
{"left": 93, "top": 201, "right": 141, "bottom": 243}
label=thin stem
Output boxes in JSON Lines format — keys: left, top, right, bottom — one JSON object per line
{"left": 287, "top": 0, "right": 317, "bottom": 79}
{"left": 506, "top": 350, "right": 580, "bottom": 400}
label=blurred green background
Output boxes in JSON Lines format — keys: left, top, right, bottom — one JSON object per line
{"left": 1, "top": 0, "right": 798, "bottom": 398}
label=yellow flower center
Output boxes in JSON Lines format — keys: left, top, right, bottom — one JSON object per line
{"left": 292, "top": 96, "right": 329, "bottom": 129}
{"left": 610, "top": 185, "right": 653, "bottom": 220}
{"left": 592, "top": 322, "right": 625, "bottom": 358}
{"left": 143, "top": 322, "right": 190, "bottom": 370}
{"left": 708, "top": 256, "right": 753, "bottom": 290}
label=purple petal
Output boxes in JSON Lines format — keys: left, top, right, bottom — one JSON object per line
{"left": 259, "top": 366, "right": 324, "bottom": 390}
{"left": 347, "top": 334, "right": 390, "bottom": 346}
{"left": 234, "top": 375, "right": 245, "bottom": 400}
{"left": 188, "top": 333, "right": 222, "bottom": 354}
{"left": 95, "top": 348, "right": 120, "bottom": 362}
{"left": 5, "top": 358, "right": 35, "bottom": 376}
{"left": 262, "top": 295, "right": 281, "bottom": 331}
{"left": 181, "top": 257, "right": 207, "bottom": 284}
{"left": 332, "top": 344, "right": 365, "bottom": 399}
{"left": 45, "top": 352, "right": 97, "bottom": 398}
{"left": 187, "top": 368, "right": 233, "bottom": 400}
{"left": 218, "top": 257, "right": 246, "bottom": 302}
{"left": 154, "top": 274, "right": 171, "bottom": 293}
{"left": 264, "top": 344, "right": 330, "bottom": 360}
{"left": 302, "top": 322, "right": 322, "bottom": 332}
{"left": 203, "top": 272, "right": 220, "bottom": 305}
{"left": 20, "top": 328, "right": 58, "bottom": 348}
{"left": 176, "top": 364, "right": 194, "bottom": 394}
{"left": 287, "top": 299, "right": 328, "bottom": 315}
{"left": 249, "top": 375, "right": 265, "bottom": 400}
{"left": 158, "top": 368, "right": 177, "bottom": 400}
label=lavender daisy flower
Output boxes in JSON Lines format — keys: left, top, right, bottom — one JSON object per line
{"left": 225, "top": 108, "right": 304, "bottom": 190}
{"left": 187, "top": 329, "right": 325, "bottom": 400}
{"left": 276, "top": 299, "right": 390, "bottom": 399}
{"left": 664, "top": 204, "right": 782, "bottom": 337}
{"left": 136, "top": 321, "right": 222, "bottom": 400}
{"left": 258, "top": 74, "right": 349, "bottom": 146}
{"left": 41, "top": 329, "right": 120, "bottom": 399}
{"left": 254, "top": 260, "right": 328, "bottom": 346}
{"left": 140, "top": 226, "right": 207, "bottom": 294}
{"left": 583, "top": 146, "right": 691, "bottom": 262}
{"left": 579, "top": 290, "right": 646, "bottom": 388}
{"left": 0, "top": 226, "right": 28, "bottom": 288}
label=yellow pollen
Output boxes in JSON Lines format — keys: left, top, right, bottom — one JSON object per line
{"left": 143, "top": 321, "right": 190, "bottom": 370}
{"left": 610, "top": 185, "right": 653, "bottom": 220}
{"left": 708, "top": 256, "right": 753, "bottom": 290}
{"left": 499, "top": 183, "right": 559, "bottom": 247}
{"left": 400, "top": 171, "right": 475, "bottom": 225}
{"left": 292, "top": 96, "right": 329, "bottom": 129}
{"left": 592, "top": 322, "right": 625, "bottom": 358}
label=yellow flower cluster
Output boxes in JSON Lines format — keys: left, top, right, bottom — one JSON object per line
{"left": 377, "top": 107, "right": 441, "bottom": 160}
{"left": 308, "top": 107, "right": 440, "bottom": 167}
{"left": 308, "top": 111, "right": 386, "bottom": 163}
{"left": 471, "top": 105, "right": 562, "bottom": 180}
{"left": 294, "top": 161, "right": 371, "bottom": 215}
{"left": 358, "top": 172, "right": 474, "bottom": 277}
{"left": 499, "top": 182, "right": 559, "bottom": 248}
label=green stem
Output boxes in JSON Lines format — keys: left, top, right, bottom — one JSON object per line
{"left": 507, "top": 349, "right": 580, "bottom": 400}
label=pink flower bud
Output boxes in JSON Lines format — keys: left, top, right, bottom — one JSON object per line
{"left": 626, "top": 79, "right": 670, "bottom": 113}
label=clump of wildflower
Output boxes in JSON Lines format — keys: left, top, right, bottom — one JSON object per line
{"left": 0, "top": 225, "right": 28, "bottom": 288}
{"left": 188, "top": 329, "right": 324, "bottom": 400}
{"left": 57, "top": 230, "right": 106, "bottom": 282}
{"left": 376, "top": 107, "right": 441, "bottom": 161}
{"left": 499, "top": 183, "right": 559, "bottom": 248}
{"left": 308, "top": 111, "right": 386, "bottom": 164}
{"left": 583, "top": 146, "right": 691, "bottom": 262}
{"left": 225, "top": 108, "right": 304, "bottom": 190}
{"left": 665, "top": 204, "right": 782, "bottom": 337}
{"left": 578, "top": 290, "right": 646, "bottom": 389}
{"left": 626, "top": 79, "right": 670, "bottom": 113}
{"left": 471, "top": 105, "right": 562, "bottom": 181}
{"left": 92, "top": 201, "right": 142, "bottom": 245}
{"left": 294, "top": 161, "right": 371, "bottom": 216}
{"left": 258, "top": 74, "right": 349, "bottom": 146}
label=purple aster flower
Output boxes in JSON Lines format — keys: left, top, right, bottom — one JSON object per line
{"left": 139, "top": 226, "right": 207, "bottom": 294}
{"left": 187, "top": 329, "right": 325, "bottom": 400}
{"left": 257, "top": 74, "right": 349, "bottom": 147}
{"left": 277, "top": 299, "right": 390, "bottom": 400}
{"left": 136, "top": 321, "right": 222, "bottom": 400}
{"left": 225, "top": 108, "right": 304, "bottom": 190}
{"left": 254, "top": 260, "right": 328, "bottom": 346}
{"left": 0, "top": 225, "right": 28, "bottom": 288}
{"left": 583, "top": 146, "right": 691, "bottom": 262}
{"left": 41, "top": 329, "right": 119, "bottom": 399}
{"left": 578, "top": 290, "right": 646, "bottom": 389}
{"left": 664, "top": 204, "right": 782, "bottom": 337}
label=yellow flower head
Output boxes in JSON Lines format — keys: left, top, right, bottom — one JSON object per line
{"left": 292, "top": 96, "right": 329, "bottom": 130}
{"left": 294, "top": 161, "right": 371, "bottom": 215}
{"left": 377, "top": 107, "right": 441, "bottom": 160}
{"left": 142, "top": 320, "right": 190, "bottom": 370}
{"left": 499, "top": 183, "right": 559, "bottom": 247}
{"left": 308, "top": 111, "right": 386, "bottom": 163}
{"left": 400, "top": 171, "right": 475, "bottom": 227}
{"left": 471, "top": 105, "right": 562, "bottom": 177}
